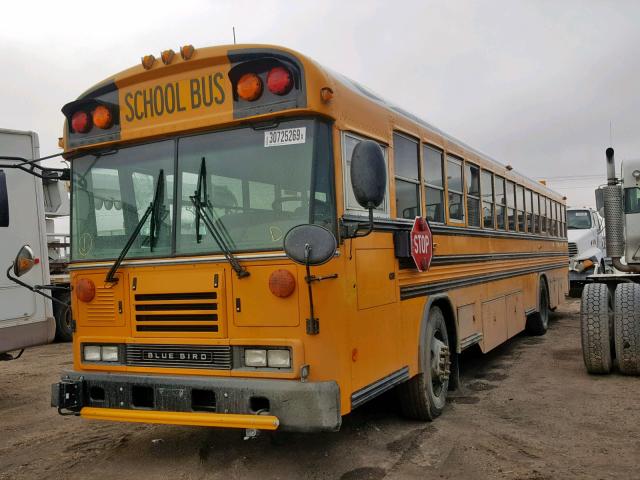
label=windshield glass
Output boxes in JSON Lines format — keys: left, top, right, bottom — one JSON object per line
{"left": 72, "top": 141, "right": 174, "bottom": 261}
{"left": 71, "top": 118, "right": 335, "bottom": 261}
{"left": 567, "top": 210, "right": 592, "bottom": 229}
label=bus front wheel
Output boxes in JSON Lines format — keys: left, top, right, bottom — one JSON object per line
{"left": 53, "top": 290, "right": 73, "bottom": 342}
{"left": 398, "top": 306, "right": 451, "bottom": 421}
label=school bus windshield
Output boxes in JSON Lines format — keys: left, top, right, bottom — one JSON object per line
{"left": 71, "top": 118, "right": 335, "bottom": 261}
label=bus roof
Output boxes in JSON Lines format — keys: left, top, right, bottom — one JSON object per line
{"left": 63, "top": 43, "right": 564, "bottom": 202}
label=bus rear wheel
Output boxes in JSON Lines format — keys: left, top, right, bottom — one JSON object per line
{"left": 398, "top": 306, "right": 451, "bottom": 421}
{"left": 580, "top": 282, "right": 613, "bottom": 374}
{"left": 614, "top": 283, "right": 640, "bottom": 375}
{"left": 526, "top": 279, "right": 550, "bottom": 336}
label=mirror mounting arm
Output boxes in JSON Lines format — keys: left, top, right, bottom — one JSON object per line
{"left": 6, "top": 265, "right": 70, "bottom": 307}
{"left": 303, "top": 245, "right": 320, "bottom": 335}
{"left": 341, "top": 207, "right": 375, "bottom": 239}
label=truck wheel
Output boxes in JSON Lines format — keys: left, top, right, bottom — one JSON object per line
{"left": 569, "top": 285, "right": 583, "bottom": 298}
{"left": 526, "top": 279, "right": 549, "bottom": 336}
{"left": 614, "top": 283, "right": 640, "bottom": 375}
{"left": 53, "top": 291, "right": 73, "bottom": 342}
{"left": 580, "top": 283, "right": 613, "bottom": 374}
{"left": 398, "top": 306, "right": 451, "bottom": 421}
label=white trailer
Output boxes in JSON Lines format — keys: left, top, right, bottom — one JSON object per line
{"left": 0, "top": 129, "right": 56, "bottom": 358}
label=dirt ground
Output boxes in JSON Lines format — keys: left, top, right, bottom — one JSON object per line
{"left": 1, "top": 297, "right": 638, "bottom": 480}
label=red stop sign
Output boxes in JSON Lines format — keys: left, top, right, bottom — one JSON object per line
{"left": 410, "top": 216, "right": 433, "bottom": 272}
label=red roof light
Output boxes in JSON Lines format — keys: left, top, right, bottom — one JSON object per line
{"left": 71, "top": 111, "right": 91, "bottom": 133}
{"left": 267, "top": 66, "right": 293, "bottom": 95}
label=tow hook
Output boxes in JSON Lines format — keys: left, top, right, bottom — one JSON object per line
{"left": 243, "top": 428, "right": 260, "bottom": 440}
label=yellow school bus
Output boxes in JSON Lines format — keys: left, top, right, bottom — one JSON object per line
{"left": 51, "top": 44, "right": 568, "bottom": 431}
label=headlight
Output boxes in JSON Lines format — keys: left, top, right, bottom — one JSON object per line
{"left": 83, "top": 344, "right": 120, "bottom": 363}
{"left": 243, "top": 348, "right": 291, "bottom": 368}
{"left": 267, "top": 349, "right": 291, "bottom": 368}
{"left": 244, "top": 349, "right": 267, "bottom": 367}
{"left": 101, "top": 346, "right": 119, "bottom": 362}
{"left": 83, "top": 345, "right": 101, "bottom": 361}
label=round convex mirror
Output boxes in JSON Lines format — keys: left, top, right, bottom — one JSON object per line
{"left": 13, "top": 244, "right": 35, "bottom": 277}
{"left": 283, "top": 224, "right": 337, "bottom": 266}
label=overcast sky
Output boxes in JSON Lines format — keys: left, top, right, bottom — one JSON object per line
{"left": 2, "top": 0, "right": 639, "bottom": 209}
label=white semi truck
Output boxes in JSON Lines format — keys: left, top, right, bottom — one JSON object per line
{"left": 581, "top": 148, "right": 640, "bottom": 375}
{"left": 0, "top": 129, "right": 71, "bottom": 360}
{"left": 567, "top": 206, "right": 606, "bottom": 296}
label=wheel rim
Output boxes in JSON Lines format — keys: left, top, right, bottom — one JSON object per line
{"left": 429, "top": 325, "right": 450, "bottom": 403}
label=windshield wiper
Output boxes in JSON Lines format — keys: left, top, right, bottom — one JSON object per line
{"left": 105, "top": 169, "right": 165, "bottom": 284}
{"left": 190, "top": 158, "right": 249, "bottom": 278}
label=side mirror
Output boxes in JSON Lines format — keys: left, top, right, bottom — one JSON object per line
{"left": 350, "top": 140, "right": 386, "bottom": 209}
{"left": 595, "top": 187, "right": 605, "bottom": 217}
{"left": 283, "top": 224, "right": 337, "bottom": 266}
{"left": 13, "top": 245, "right": 36, "bottom": 277}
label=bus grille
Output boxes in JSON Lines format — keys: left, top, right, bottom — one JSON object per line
{"left": 133, "top": 292, "right": 219, "bottom": 334}
{"left": 86, "top": 288, "right": 116, "bottom": 323}
{"left": 125, "top": 344, "right": 232, "bottom": 370}
{"left": 568, "top": 242, "right": 578, "bottom": 257}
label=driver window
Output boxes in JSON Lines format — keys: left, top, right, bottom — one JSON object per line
{"left": 342, "top": 132, "right": 389, "bottom": 217}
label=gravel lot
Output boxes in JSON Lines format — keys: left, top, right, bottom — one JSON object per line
{"left": 1, "top": 297, "right": 638, "bottom": 480}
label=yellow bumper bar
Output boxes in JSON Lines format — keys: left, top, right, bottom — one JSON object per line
{"left": 81, "top": 407, "right": 280, "bottom": 430}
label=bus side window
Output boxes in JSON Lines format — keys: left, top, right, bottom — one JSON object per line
{"left": 532, "top": 192, "right": 540, "bottom": 234}
{"left": 423, "top": 144, "right": 445, "bottom": 223}
{"left": 495, "top": 175, "right": 506, "bottom": 229}
{"left": 481, "top": 170, "right": 494, "bottom": 229}
{"left": 465, "top": 162, "right": 480, "bottom": 227}
{"left": 525, "top": 189, "right": 533, "bottom": 233}
{"left": 446, "top": 155, "right": 464, "bottom": 223}
{"left": 0, "top": 170, "right": 8, "bottom": 227}
{"left": 393, "top": 132, "right": 420, "bottom": 219}
{"left": 343, "top": 132, "right": 389, "bottom": 217}
{"left": 516, "top": 184, "right": 525, "bottom": 232}
{"left": 506, "top": 180, "right": 516, "bottom": 231}
{"left": 540, "top": 195, "right": 547, "bottom": 234}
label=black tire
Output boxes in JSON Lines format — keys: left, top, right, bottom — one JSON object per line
{"left": 580, "top": 283, "right": 613, "bottom": 374}
{"left": 53, "top": 290, "right": 73, "bottom": 342}
{"left": 398, "top": 306, "right": 451, "bottom": 421}
{"left": 526, "top": 279, "right": 550, "bottom": 336}
{"left": 614, "top": 283, "right": 640, "bottom": 375}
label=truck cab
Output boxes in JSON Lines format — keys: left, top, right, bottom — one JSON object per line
{"left": 0, "top": 129, "right": 56, "bottom": 357}
{"left": 567, "top": 207, "right": 606, "bottom": 295}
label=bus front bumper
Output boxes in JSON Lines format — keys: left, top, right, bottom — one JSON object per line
{"left": 52, "top": 371, "right": 341, "bottom": 432}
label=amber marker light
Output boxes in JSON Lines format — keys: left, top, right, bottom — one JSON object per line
{"left": 180, "top": 44, "right": 195, "bottom": 60}
{"left": 161, "top": 49, "right": 175, "bottom": 65}
{"left": 320, "top": 87, "right": 334, "bottom": 103}
{"left": 76, "top": 278, "right": 96, "bottom": 303}
{"left": 269, "top": 269, "right": 296, "bottom": 298}
{"left": 141, "top": 54, "right": 155, "bottom": 70}
{"left": 71, "top": 111, "right": 91, "bottom": 133}
{"left": 237, "top": 73, "right": 263, "bottom": 101}
{"left": 92, "top": 105, "right": 113, "bottom": 130}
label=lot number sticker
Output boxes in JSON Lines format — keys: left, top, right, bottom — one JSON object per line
{"left": 264, "top": 127, "right": 306, "bottom": 147}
